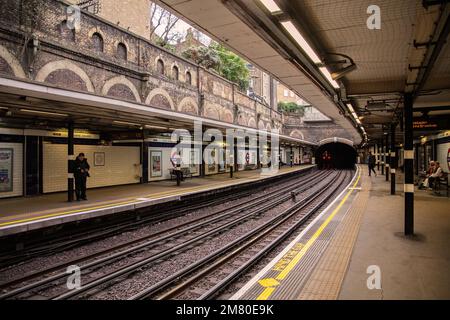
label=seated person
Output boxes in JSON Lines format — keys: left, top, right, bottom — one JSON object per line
{"left": 419, "top": 161, "right": 435, "bottom": 189}
{"left": 428, "top": 161, "right": 443, "bottom": 190}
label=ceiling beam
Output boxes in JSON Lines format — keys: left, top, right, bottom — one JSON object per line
{"left": 413, "top": 5, "right": 450, "bottom": 99}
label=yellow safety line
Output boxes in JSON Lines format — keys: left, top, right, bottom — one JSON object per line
{"left": 256, "top": 168, "right": 361, "bottom": 300}
{"left": 0, "top": 199, "right": 138, "bottom": 227}
{"left": 0, "top": 172, "right": 270, "bottom": 228}
{"left": 256, "top": 287, "right": 276, "bottom": 300}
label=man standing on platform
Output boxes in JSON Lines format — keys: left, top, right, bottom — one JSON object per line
{"left": 368, "top": 151, "right": 377, "bottom": 177}
{"left": 74, "top": 152, "right": 90, "bottom": 201}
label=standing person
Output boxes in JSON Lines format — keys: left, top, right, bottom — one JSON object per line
{"left": 74, "top": 152, "right": 90, "bottom": 201}
{"left": 368, "top": 151, "right": 377, "bottom": 177}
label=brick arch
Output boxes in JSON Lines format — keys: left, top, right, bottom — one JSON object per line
{"left": 102, "top": 76, "right": 141, "bottom": 102}
{"left": 290, "top": 130, "right": 304, "bottom": 140}
{"left": 0, "top": 45, "right": 26, "bottom": 78}
{"left": 237, "top": 113, "right": 247, "bottom": 126}
{"left": 258, "top": 119, "right": 266, "bottom": 130}
{"left": 178, "top": 97, "right": 198, "bottom": 115}
{"left": 247, "top": 117, "right": 256, "bottom": 128}
{"left": 145, "top": 88, "right": 175, "bottom": 110}
{"left": 35, "top": 60, "right": 94, "bottom": 92}
{"left": 204, "top": 104, "right": 220, "bottom": 120}
{"left": 265, "top": 123, "right": 272, "bottom": 132}
{"left": 220, "top": 109, "right": 234, "bottom": 123}
{"left": 154, "top": 56, "right": 166, "bottom": 75}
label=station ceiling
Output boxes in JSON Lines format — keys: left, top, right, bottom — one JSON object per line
{"left": 157, "top": 0, "right": 450, "bottom": 145}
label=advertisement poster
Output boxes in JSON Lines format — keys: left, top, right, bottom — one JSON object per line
{"left": 150, "top": 150, "right": 163, "bottom": 177}
{"left": 94, "top": 152, "right": 105, "bottom": 166}
{"left": 0, "top": 148, "right": 13, "bottom": 192}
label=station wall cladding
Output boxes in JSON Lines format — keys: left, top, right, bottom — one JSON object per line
{"left": 315, "top": 142, "right": 357, "bottom": 170}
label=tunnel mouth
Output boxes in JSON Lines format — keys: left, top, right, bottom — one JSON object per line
{"left": 315, "top": 142, "right": 357, "bottom": 169}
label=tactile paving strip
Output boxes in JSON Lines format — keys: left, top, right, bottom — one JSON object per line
{"left": 297, "top": 174, "right": 370, "bottom": 300}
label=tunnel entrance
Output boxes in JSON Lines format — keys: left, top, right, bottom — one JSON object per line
{"left": 315, "top": 142, "right": 357, "bottom": 169}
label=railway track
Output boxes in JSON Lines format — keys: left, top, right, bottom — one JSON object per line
{"left": 0, "top": 167, "right": 315, "bottom": 268}
{"left": 130, "top": 170, "right": 352, "bottom": 300}
{"left": 0, "top": 169, "right": 329, "bottom": 299}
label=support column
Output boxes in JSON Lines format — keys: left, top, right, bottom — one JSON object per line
{"left": 67, "top": 121, "right": 74, "bottom": 202}
{"left": 234, "top": 137, "right": 238, "bottom": 172}
{"left": 390, "top": 123, "right": 396, "bottom": 195}
{"left": 404, "top": 93, "right": 414, "bottom": 235}
{"left": 414, "top": 143, "right": 419, "bottom": 175}
{"left": 298, "top": 146, "right": 302, "bottom": 165}
{"left": 376, "top": 143, "right": 380, "bottom": 171}
{"left": 385, "top": 133, "right": 390, "bottom": 181}
{"left": 290, "top": 145, "right": 293, "bottom": 167}
{"left": 201, "top": 141, "right": 206, "bottom": 177}
{"left": 256, "top": 135, "right": 261, "bottom": 169}
{"left": 381, "top": 139, "right": 384, "bottom": 175}
{"left": 278, "top": 145, "right": 282, "bottom": 167}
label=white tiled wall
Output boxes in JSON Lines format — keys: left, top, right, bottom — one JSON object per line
{"left": 43, "top": 143, "right": 141, "bottom": 193}
{"left": 0, "top": 142, "right": 23, "bottom": 198}
{"left": 437, "top": 142, "right": 450, "bottom": 173}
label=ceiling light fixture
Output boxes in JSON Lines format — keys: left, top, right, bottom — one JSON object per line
{"left": 259, "top": 0, "right": 282, "bottom": 13}
{"left": 319, "top": 66, "right": 340, "bottom": 89}
{"left": 20, "top": 109, "right": 68, "bottom": 117}
{"left": 280, "top": 21, "right": 341, "bottom": 90}
{"left": 280, "top": 21, "right": 321, "bottom": 64}
{"left": 113, "top": 120, "right": 140, "bottom": 126}
{"left": 346, "top": 103, "right": 355, "bottom": 113}
{"left": 145, "top": 125, "right": 168, "bottom": 130}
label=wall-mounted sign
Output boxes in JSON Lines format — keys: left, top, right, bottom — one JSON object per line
{"left": 0, "top": 148, "right": 13, "bottom": 192}
{"left": 94, "top": 152, "right": 105, "bottom": 166}
{"left": 413, "top": 117, "right": 449, "bottom": 131}
{"left": 50, "top": 130, "right": 99, "bottom": 139}
{"left": 110, "top": 131, "right": 144, "bottom": 140}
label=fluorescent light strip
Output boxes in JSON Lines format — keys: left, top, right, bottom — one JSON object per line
{"left": 259, "top": 0, "right": 281, "bottom": 13}
{"left": 145, "top": 125, "right": 168, "bottom": 130}
{"left": 346, "top": 103, "right": 355, "bottom": 113}
{"left": 113, "top": 120, "right": 140, "bottom": 126}
{"left": 319, "top": 67, "right": 340, "bottom": 89}
{"left": 281, "top": 21, "right": 321, "bottom": 64}
{"left": 20, "top": 109, "right": 68, "bottom": 117}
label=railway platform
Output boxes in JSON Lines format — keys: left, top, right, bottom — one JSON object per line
{"left": 0, "top": 165, "right": 315, "bottom": 236}
{"left": 232, "top": 166, "right": 450, "bottom": 300}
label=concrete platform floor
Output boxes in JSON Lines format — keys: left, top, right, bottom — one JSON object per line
{"left": 0, "top": 165, "right": 313, "bottom": 229}
{"left": 339, "top": 168, "right": 450, "bottom": 299}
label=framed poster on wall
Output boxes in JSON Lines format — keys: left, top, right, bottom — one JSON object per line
{"left": 150, "top": 150, "right": 163, "bottom": 177}
{"left": 0, "top": 148, "right": 13, "bottom": 192}
{"left": 94, "top": 152, "right": 105, "bottom": 166}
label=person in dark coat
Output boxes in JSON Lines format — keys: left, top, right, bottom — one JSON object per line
{"left": 73, "top": 153, "right": 90, "bottom": 201}
{"left": 368, "top": 151, "right": 377, "bottom": 177}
